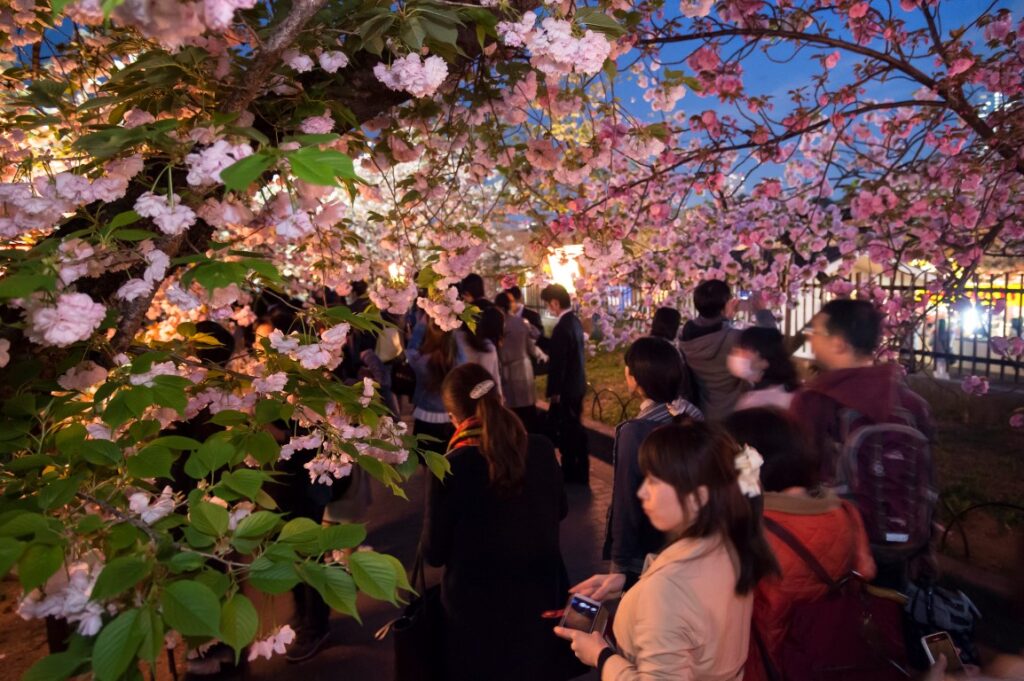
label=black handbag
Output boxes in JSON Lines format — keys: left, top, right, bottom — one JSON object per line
{"left": 375, "top": 548, "right": 445, "bottom": 681}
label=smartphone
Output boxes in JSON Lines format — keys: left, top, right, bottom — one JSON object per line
{"left": 559, "top": 593, "right": 603, "bottom": 634}
{"left": 921, "top": 631, "right": 965, "bottom": 673}
{"left": 738, "top": 290, "right": 751, "bottom": 301}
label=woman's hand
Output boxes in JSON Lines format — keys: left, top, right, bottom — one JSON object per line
{"left": 553, "top": 626, "right": 610, "bottom": 667}
{"left": 570, "top": 573, "right": 626, "bottom": 600}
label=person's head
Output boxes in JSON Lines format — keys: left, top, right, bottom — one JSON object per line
{"left": 693, "top": 279, "right": 732, "bottom": 319}
{"left": 723, "top": 407, "right": 819, "bottom": 492}
{"left": 808, "top": 299, "right": 882, "bottom": 370}
{"left": 494, "top": 291, "right": 512, "bottom": 313}
{"left": 442, "top": 363, "right": 528, "bottom": 495}
{"left": 462, "top": 306, "right": 504, "bottom": 352}
{"left": 650, "top": 307, "right": 682, "bottom": 341}
{"left": 195, "top": 320, "right": 235, "bottom": 367}
{"left": 460, "top": 273, "right": 486, "bottom": 303}
{"left": 421, "top": 319, "right": 456, "bottom": 392}
{"left": 540, "top": 283, "right": 571, "bottom": 315}
{"left": 350, "top": 280, "right": 368, "bottom": 298}
{"left": 638, "top": 421, "right": 778, "bottom": 594}
{"left": 505, "top": 285, "right": 524, "bottom": 313}
{"left": 728, "top": 327, "right": 799, "bottom": 391}
{"left": 624, "top": 336, "right": 683, "bottom": 403}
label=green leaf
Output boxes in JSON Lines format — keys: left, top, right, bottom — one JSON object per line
{"left": 401, "top": 16, "right": 427, "bottom": 50}
{"left": 78, "top": 439, "right": 123, "bottom": 467}
{"left": 278, "top": 517, "right": 320, "bottom": 544}
{"left": 19, "top": 543, "right": 64, "bottom": 590}
{"left": 319, "top": 524, "right": 366, "bottom": 552}
{"left": 286, "top": 147, "right": 360, "bottom": 186}
{"left": 0, "top": 273, "right": 56, "bottom": 299}
{"left": 298, "top": 563, "right": 359, "bottom": 619}
{"left": 23, "top": 650, "right": 86, "bottom": 681}
{"left": 185, "top": 437, "right": 234, "bottom": 478}
{"left": 108, "top": 210, "right": 141, "bottom": 230}
{"left": 92, "top": 556, "right": 152, "bottom": 601}
{"left": 238, "top": 431, "right": 279, "bottom": 465}
{"left": 167, "top": 551, "right": 205, "bottom": 573}
{"left": 254, "top": 399, "right": 282, "bottom": 424}
{"left": 574, "top": 7, "right": 626, "bottom": 37}
{"left": 0, "top": 537, "right": 25, "bottom": 576}
{"left": 421, "top": 450, "right": 451, "bottom": 480}
{"left": 220, "top": 594, "right": 258, "bottom": 659}
{"left": 159, "top": 580, "right": 221, "bottom": 637}
{"left": 220, "top": 152, "right": 274, "bottom": 192}
{"left": 219, "top": 469, "right": 266, "bottom": 501}
{"left": 232, "top": 511, "right": 280, "bottom": 539}
{"left": 348, "top": 551, "right": 399, "bottom": 603}
{"left": 37, "top": 474, "right": 84, "bottom": 511}
{"left": 248, "top": 556, "right": 300, "bottom": 594}
{"left": 208, "top": 410, "right": 248, "bottom": 427}
{"left": 150, "top": 435, "right": 202, "bottom": 450}
{"left": 136, "top": 607, "right": 164, "bottom": 663}
{"left": 190, "top": 501, "right": 229, "bottom": 537}
{"left": 126, "top": 445, "right": 174, "bottom": 479}
{"left": 92, "top": 609, "right": 144, "bottom": 681}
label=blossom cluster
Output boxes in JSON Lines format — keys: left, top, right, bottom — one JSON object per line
{"left": 17, "top": 559, "right": 109, "bottom": 636}
{"left": 373, "top": 53, "right": 449, "bottom": 98}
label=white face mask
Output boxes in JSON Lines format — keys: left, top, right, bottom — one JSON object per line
{"left": 728, "top": 354, "right": 764, "bottom": 383}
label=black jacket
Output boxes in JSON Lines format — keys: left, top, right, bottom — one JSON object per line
{"left": 423, "top": 435, "right": 575, "bottom": 680}
{"left": 545, "top": 311, "right": 586, "bottom": 402}
{"left": 522, "top": 307, "right": 544, "bottom": 334}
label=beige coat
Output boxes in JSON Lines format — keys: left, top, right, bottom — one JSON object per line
{"left": 603, "top": 536, "right": 752, "bottom": 681}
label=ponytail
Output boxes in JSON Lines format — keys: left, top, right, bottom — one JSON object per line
{"left": 442, "top": 363, "right": 528, "bottom": 496}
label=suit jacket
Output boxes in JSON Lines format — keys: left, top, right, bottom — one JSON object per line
{"left": 522, "top": 307, "right": 544, "bottom": 334}
{"left": 545, "top": 311, "right": 586, "bottom": 402}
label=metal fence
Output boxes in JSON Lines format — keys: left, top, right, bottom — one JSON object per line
{"left": 521, "top": 269, "right": 1024, "bottom": 385}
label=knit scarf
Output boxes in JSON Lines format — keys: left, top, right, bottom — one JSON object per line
{"left": 447, "top": 416, "right": 482, "bottom": 455}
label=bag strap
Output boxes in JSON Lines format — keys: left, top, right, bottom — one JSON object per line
{"left": 763, "top": 516, "right": 838, "bottom": 589}
{"left": 751, "top": 625, "right": 782, "bottom": 681}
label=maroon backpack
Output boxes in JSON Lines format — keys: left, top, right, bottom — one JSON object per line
{"left": 834, "top": 404, "right": 936, "bottom": 561}
{"left": 757, "top": 514, "right": 910, "bottom": 681}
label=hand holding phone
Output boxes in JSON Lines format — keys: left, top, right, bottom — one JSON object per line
{"left": 922, "top": 631, "right": 965, "bottom": 674}
{"left": 560, "top": 593, "right": 603, "bottom": 634}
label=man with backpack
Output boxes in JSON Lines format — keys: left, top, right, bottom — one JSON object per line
{"left": 792, "top": 299, "right": 936, "bottom": 590}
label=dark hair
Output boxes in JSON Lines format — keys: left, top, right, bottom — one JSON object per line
{"left": 723, "top": 408, "right": 819, "bottom": 492}
{"left": 195, "top": 321, "right": 234, "bottom": 367}
{"left": 540, "top": 283, "right": 571, "bottom": 310}
{"left": 420, "top": 319, "right": 456, "bottom": 392}
{"left": 461, "top": 273, "right": 486, "bottom": 301}
{"left": 650, "top": 307, "right": 682, "bottom": 341}
{"left": 639, "top": 421, "right": 779, "bottom": 594}
{"left": 463, "top": 306, "right": 504, "bottom": 352}
{"left": 735, "top": 327, "right": 799, "bottom": 391}
{"left": 350, "top": 280, "right": 369, "bottom": 297}
{"left": 494, "top": 291, "right": 512, "bottom": 312}
{"left": 625, "top": 336, "right": 683, "bottom": 404}
{"left": 693, "top": 279, "right": 731, "bottom": 318}
{"left": 443, "top": 363, "right": 528, "bottom": 495}
{"left": 819, "top": 299, "right": 882, "bottom": 356}
{"left": 505, "top": 285, "right": 523, "bottom": 302}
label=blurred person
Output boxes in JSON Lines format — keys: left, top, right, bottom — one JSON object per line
{"left": 541, "top": 284, "right": 589, "bottom": 484}
{"left": 495, "top": 291, "right": 545, "bottom": 431}
{"left": 679, "top": 280, "right": 777, "bottom": 420}
{"left": 460, "top": 272, "right": 492, "bottom": 309}
{"left": 406, "top": 319, "right": 458, "bottom": 454}
{"left": 729, "top": 327, "right": 800, "bottom": 411}
{"left": 455, "top": 306, "right": 504, "bottom": 401}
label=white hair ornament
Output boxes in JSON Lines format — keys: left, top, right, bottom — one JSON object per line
{"left": 469, "top": 379, "right": 495, "bottom": 399}
{"left": 734, "top": 445, "right": 764, "bottom": 498}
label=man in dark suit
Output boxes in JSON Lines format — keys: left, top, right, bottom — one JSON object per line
{"left": 541, "top": 284, "right": 589, "bottom": 485}
{"left": 505, "top": 285, "right": 544, "bottom": 336}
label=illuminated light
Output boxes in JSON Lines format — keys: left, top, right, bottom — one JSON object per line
{"left": 961, "top": 305, "right": 984, "bottom": 337}
{"left": 546, "top": 244, "right": 584, "bottom": 294}
{"left": 387, "top": 262, "right": 405, "bottom": 282}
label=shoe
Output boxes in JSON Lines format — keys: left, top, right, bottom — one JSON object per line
{"left": 285, "top": 628, "right": 331, "bottom": 663}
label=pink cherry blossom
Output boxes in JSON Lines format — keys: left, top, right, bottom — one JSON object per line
{"left": 128, "top": 486, "right": 175, "bottom": 524}
{"left": 1010, "top": 412, "right": 1024, "bottom": 429}
{"left": 252, "top": 371, "right": 288, "bottom": 394}
{"left": 58, "top": 361, "right": 109, "bottom": 392}
{"left": 299, "top": 112, "right": 334, "bottom": 134}
{"left": 134, "top": 191, "right": 197, "bottom": 236}
{"left": 283, "top": 49, "right": 314, "bottom": 73}
{"left": 947, "top": 58, "right": 974, "bottom": 77}
{"left": 825, "top": 51, "right": 840, "bottom": 69}
{"left": 0, "top": 338, "right": 10, "bottom": 368}
{"left": 184, "top": 140, "right": 254, "bottom": 186}
{"left": 373, "top": 53, "right": 449, "bottom": 98}
{"left": 497, "top": 11, "right": 536, "bottom": 48}
{"left": 26, "top": 293, "right": 106, "bottom": 347}
{"left": 960, "top": 375, "right": 989, "bottom": 397}
{"left": 680, "top": 0, "right": 714, "bottom": 18}
{"left": 319, "top": 50, "right": 349, "bottom": 73}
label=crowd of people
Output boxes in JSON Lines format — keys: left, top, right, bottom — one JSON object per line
{"left": 406, "top": 276, "right": 1015, "bottom": 681}
{"left": 181, "top": 272, "right": 1012, "bottom": 679}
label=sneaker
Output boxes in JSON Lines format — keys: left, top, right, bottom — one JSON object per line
{"left": 286, "top": 628, "right": 331, "bottom": 663}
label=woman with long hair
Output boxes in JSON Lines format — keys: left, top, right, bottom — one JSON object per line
{"left": 423, "top": 363, "right": 578, "bottom": 681}
{"left": 405, "top": 318, "right": 458, "bottom": 453}
{"left": 728, "top": 327, "right": 800, "bottom": 411}
{"left": 557, "top": 420, "right": 778, "bottom": 679}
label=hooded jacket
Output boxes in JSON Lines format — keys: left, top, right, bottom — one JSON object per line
{"left": 743, "top": 492, "right": 876, "bottom": 681}
{"left": 679, "top": 310, "right": 777, "bottom": 421}
{"left": 789, "top": 363, "right": 934, "bottom": 484}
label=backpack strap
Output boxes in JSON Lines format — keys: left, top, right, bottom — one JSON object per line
{"left": 763, "top": 516, "right": 838, "bottom": 590}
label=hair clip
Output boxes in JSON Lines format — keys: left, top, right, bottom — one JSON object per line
{"left": 469, "top": 379, "right": 495, "bottom": 399}
{"left": 734, "top": 445, "right": 764, "bottom": 498}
